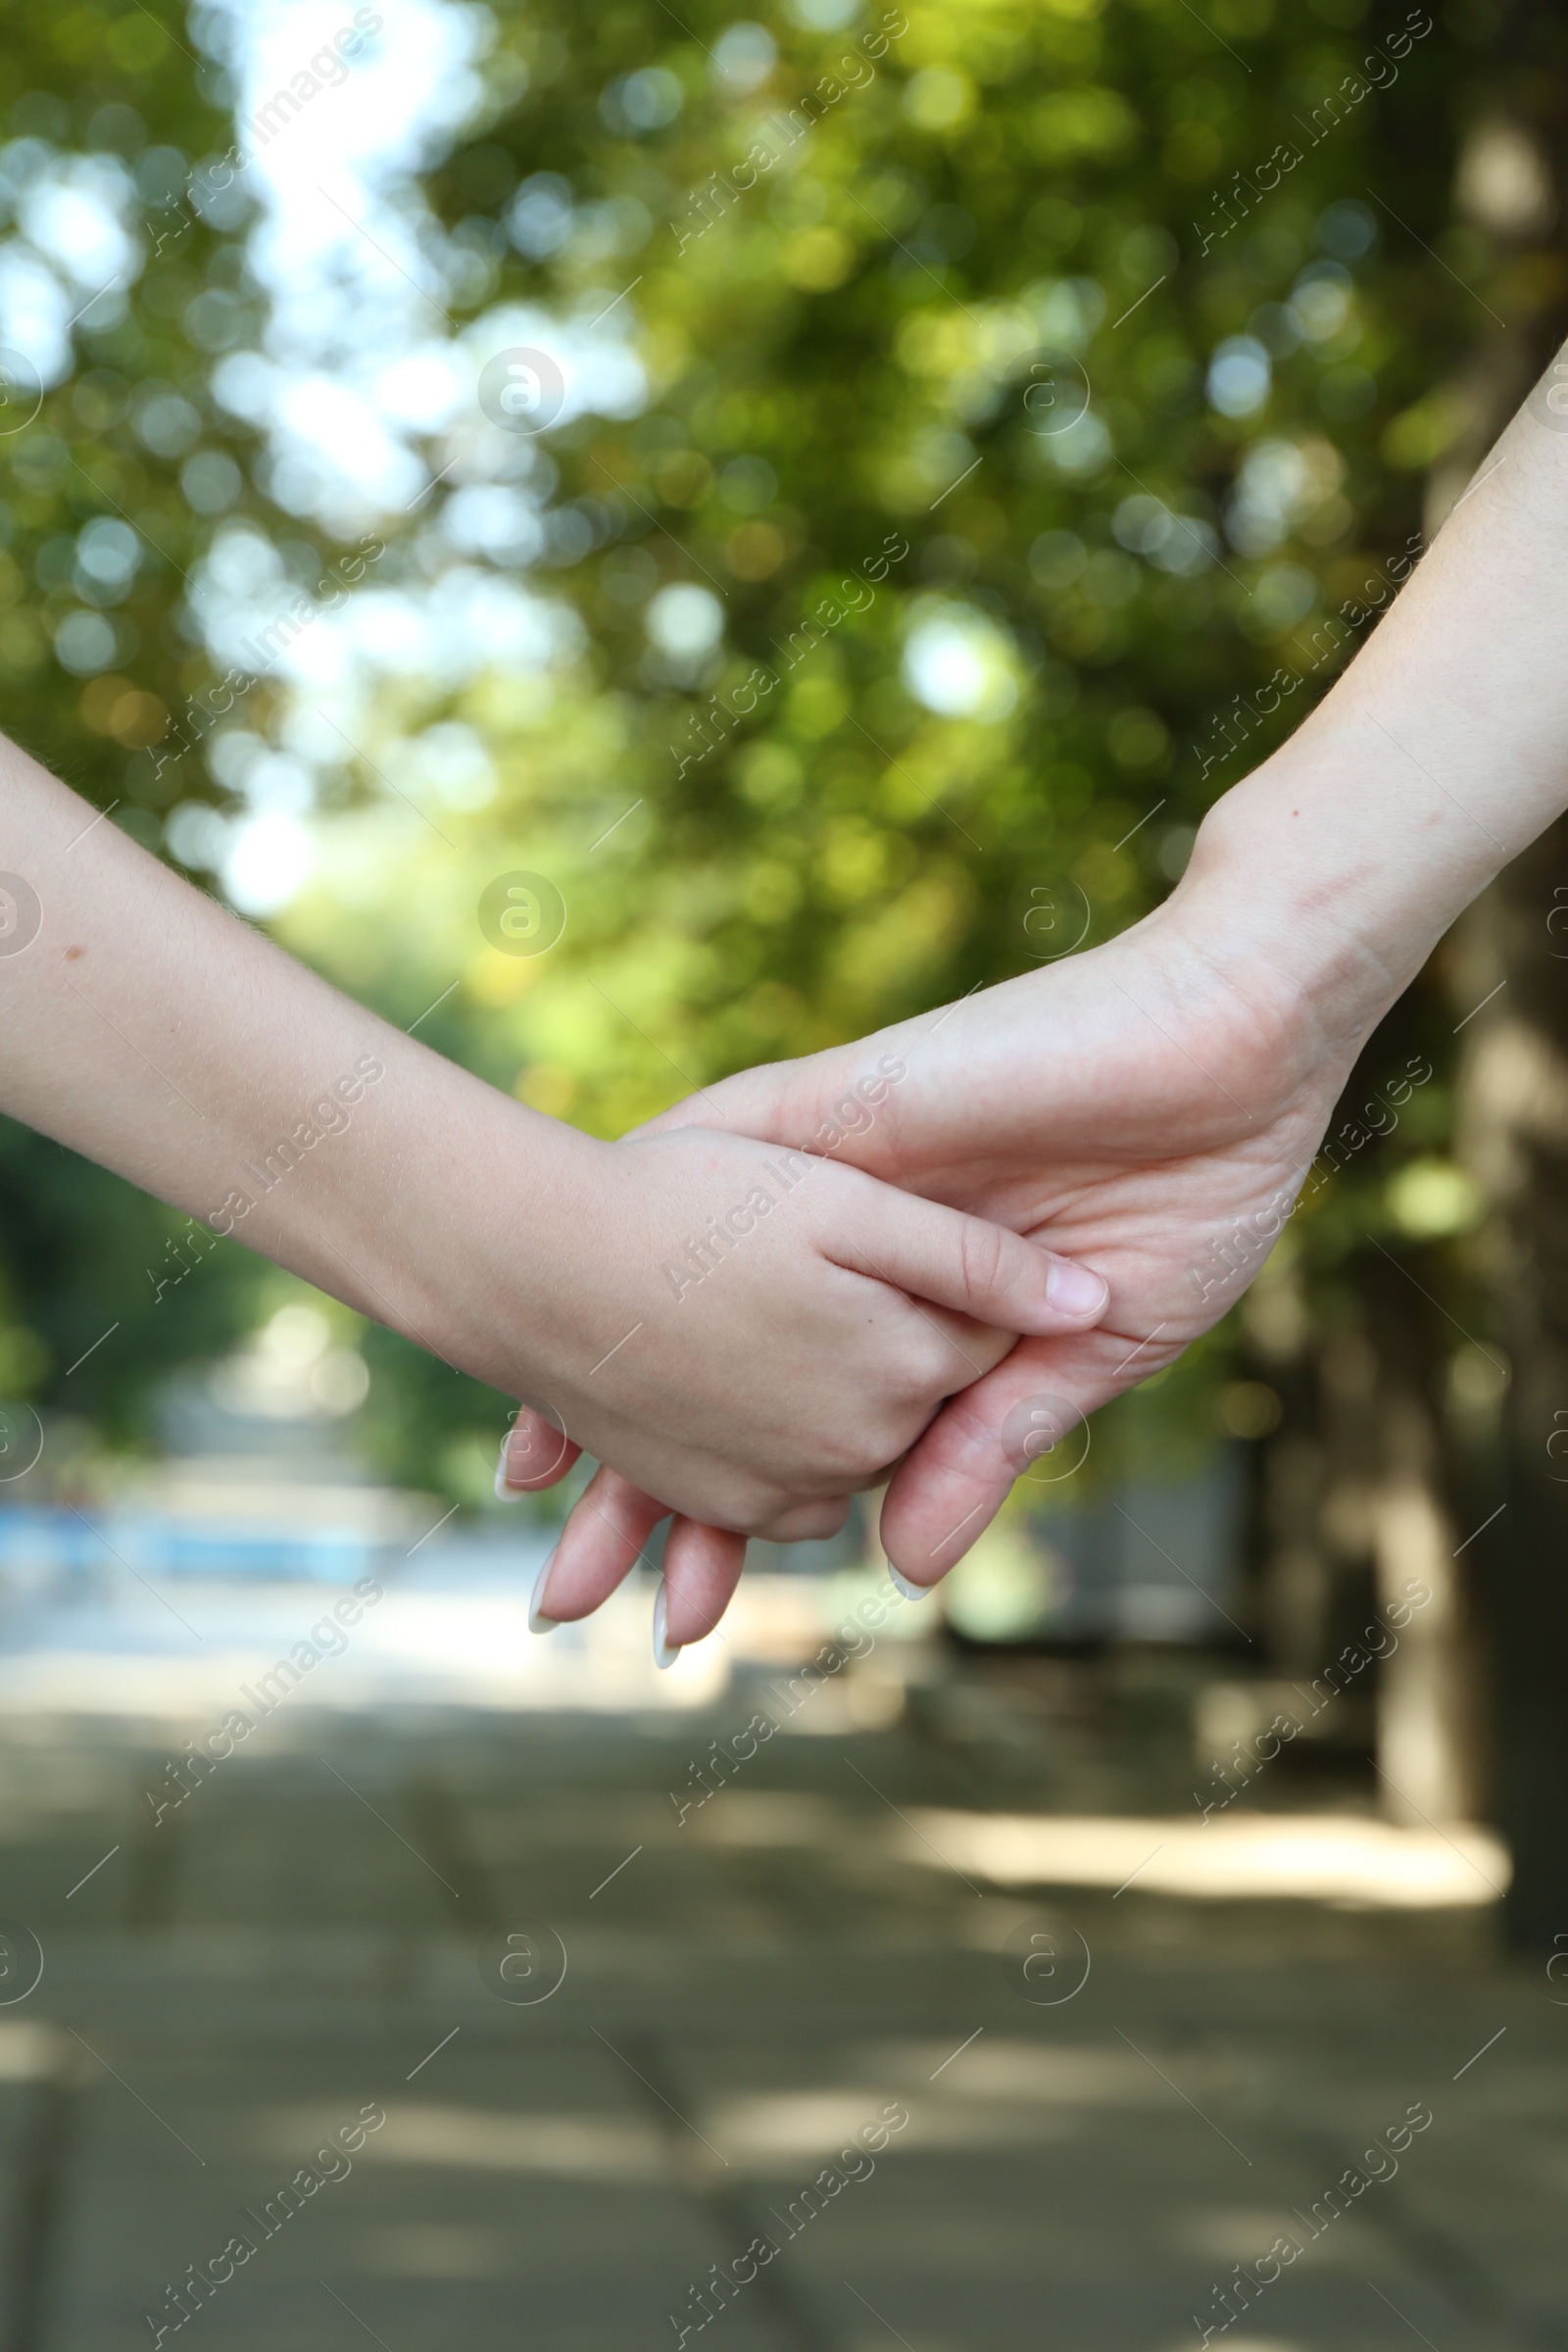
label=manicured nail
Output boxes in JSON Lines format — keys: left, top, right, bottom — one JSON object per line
{"left": 889, "top": 1568, "right": 933, "bottom": 1602}
{"left": 653, "top": 1583, "right": 681, "bottom": 1671}
{"left": 495, "top": 1434, "right": 523, "bottom": 1501}
{"left": 529, "top": 1549, "right": 560, "bottom": 1635}
{"left": 1046, "top": 1259, "right": 1109, "bottom": 1319}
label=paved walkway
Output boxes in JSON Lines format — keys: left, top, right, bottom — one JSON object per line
{"left": 0, "top": 1593, "right": 1559, "bottom": 2351}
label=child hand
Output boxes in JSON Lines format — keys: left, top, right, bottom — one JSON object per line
{"left": 495, "top": 1123, "right": 1108, "bottom": 1636}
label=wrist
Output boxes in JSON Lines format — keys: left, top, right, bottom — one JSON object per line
{"left": 390, "top": 1093, "right": 611, "bottom": 1402}
{"left": 1173, "top": 737, "right": 1438, "bottom": 1063}
{"left": 249, "top": 1041, "right": 604, "bottom": 1404}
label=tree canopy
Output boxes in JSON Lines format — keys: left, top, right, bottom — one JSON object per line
{"left": 0, "top": 0, "right": 1548, "bottom": 1502}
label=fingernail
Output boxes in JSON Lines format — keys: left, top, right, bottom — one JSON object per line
{"left": 653, "top": 1582, "right": 681, "bottom": 1671}
{"left": 1046, "top": 1259, "right": 1109, "bottom": 1319}
{"left": 889, "top": 1568, "right": 933, "bottom": 1602}
{"left": 529, "top": 1549, "right": 560, "bottom": 1635}
{"left": 495, "top": 1434, "right": 522, "bottom": 1501}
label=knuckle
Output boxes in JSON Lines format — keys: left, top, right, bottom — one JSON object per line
{"left": 857, "top": 1403, "right": 919, "bottom": 1473}
{"left": 763, "top": 1497, "right": 853, "bottom": 1543}
{"left": 901, "top": 1330, "right": 956, "bottom": 1399}
{"left": 957, "top": 1214, "right": 1004, "bottom": 1306}
{"left": 808, "top": 1417, "right": 890, "bottom": 1488}
{"left": 827, "top": 1431, "right": 886, "bottom": 1486}
{"left": 723, "top": 1478, "right": 783, "bottom": 1531}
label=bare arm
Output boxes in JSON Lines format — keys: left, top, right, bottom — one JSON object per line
{"left": 0, "top": 737, "right": 1107, "bottom": 1577}
{"left": 1193, "top": 373, "right": 1568, "bottom": 1051}
{"left": 556, "top": 351, "right": 1568, "bottom": 1594}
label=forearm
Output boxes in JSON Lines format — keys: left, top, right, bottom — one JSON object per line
{"left": 1184, "top": 363, "right": 1568, "bottom": 1047}
{"left": 0, "top": 738, "right": 585, "bottom": 1389}
{"left": 2, "top": 737, "right": 1102, "bottom": 1539}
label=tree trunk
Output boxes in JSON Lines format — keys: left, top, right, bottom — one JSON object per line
{"left": 1440, "top": 10, "right": 1568, "bottom": 1941}
{"left": 1372, "top": 1392, "right": 1481, "bottom": 1826}
{"left": 1456, "top": 820, "right": 1568, "bottom": 1942}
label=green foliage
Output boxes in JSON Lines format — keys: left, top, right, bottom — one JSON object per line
{"left": 0, "top": 9, "right": 248, "bottom": 813}
{"left": 309, "top": 0, "right": 1506, "bottom": 1109}
{"left": 0, "top": 2, "right": 272, "bottom": 1438}
{"left": 0, "top": 0, "right": 1548, "bottom": 1489}
{"left": 282, "top": 0, "right": 1519, "bottom": 1475}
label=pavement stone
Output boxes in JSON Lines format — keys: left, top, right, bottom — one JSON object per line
{"left": 0, "top": 1682, "right": 1559, "bottom": 2350}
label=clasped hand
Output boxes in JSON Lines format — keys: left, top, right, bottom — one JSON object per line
{"left": 506, "top": 861, "right": 1352, "bottom": 1658}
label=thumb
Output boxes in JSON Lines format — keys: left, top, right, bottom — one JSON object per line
{"left": 880, "top": 1321, "right": 1188, "bottom": 1584}
{"left": 878, "top": 1346, "right": 1091, "bottom": 1584}
{"left": 830, "top": 1175, "right": 1109, "bottom": 1335}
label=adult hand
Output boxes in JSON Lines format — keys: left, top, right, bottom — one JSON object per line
{"left": 509, "top": 823, "right": 1364, "bottom": 1645}
{"left": 500, "top": 369, "right": 1568, "bottom": 1646}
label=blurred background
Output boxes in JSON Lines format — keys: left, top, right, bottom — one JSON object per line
{"left": 2, "top": 0, "right": 1568, "bottom": 2341}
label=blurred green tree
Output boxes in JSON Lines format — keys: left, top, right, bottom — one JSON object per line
{"left": 277, "top": 0, "right": 1536, "bottom": 1500}
{"left": 0, "top": 0, "right": 278, "bottom": 1441}
{"left": 2, "top": 0, "right": 1560, "bottom": 1529}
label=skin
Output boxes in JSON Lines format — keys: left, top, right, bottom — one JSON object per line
{"left": 0, "top": 742, "right": 1111, "bottom": 1558}
{"left": 517, "top": 860, "right": 1342, "bottom": 1639}
{"left": 518, "top": 347, "right": 1568, "bottom": 1648}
